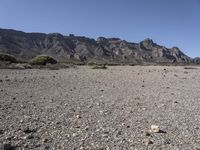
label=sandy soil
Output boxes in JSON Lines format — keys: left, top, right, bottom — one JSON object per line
{"left": 1, "top": 66, "right": 200, "bottom": 150}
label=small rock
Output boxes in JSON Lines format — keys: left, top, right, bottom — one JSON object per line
{"left": 20, "top": 119, "right": 24, "bottom": 123}
{"left": 174, "top": 74, "right": 178, "bottom": 77}
{"left": 23, "top": 134, "right": 34, "bottom": 140}
{"left": 117, "top": 131, "right": 122, "bottom": 136}
{"left": 150, "top": 125, "right": 160, "bottom": 133}
{"left": 43, "top": 138, "right": 49, "bottom": 143}
{"left": 0, "top": 79, "right": 3, "bottom": 82}
{"left": 3, "top": 143, "right": 16, "bottom": 150}
{"left": 144, "top": 139, "right": 153, "bottom": 146}
{"left": 23, "top": 127, "right": 36, "bottom": 134}
{"left": 56, "top": 121, "right": 61, "bottom": 125}
{"left": 145, "top": 131, "right": 151, "bottom": 136}
{"left": 164, "top": 139, "right": 171, "bottom": 145}
{"left": 44, "top": 145, "right": 50, "bottom": 149}
{"left": 80, "top": 147, "right": 84, "bottom": 150}
{"left": 85, "top": 127, "right": 89, "bottom": 131}
{"left": 105, "top": 145, "right": 110, "bottom": 150}
{"left": 0, "top": 130, "right": 4, "bottom": 134}
{"left": 102, "top": 131, "right": 109, "bottom": 138}
{"left": 76, "top": 115, "right": 81, "bottom": 119}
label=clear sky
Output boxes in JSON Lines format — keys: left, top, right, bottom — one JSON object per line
{"left": 0, "top": 0, "right": 200, "bottom": 57}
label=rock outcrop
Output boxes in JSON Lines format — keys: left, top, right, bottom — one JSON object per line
{"left": 0, "top": 28, "right": 192, "bottom": 64}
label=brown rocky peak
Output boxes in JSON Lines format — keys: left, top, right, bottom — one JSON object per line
{"left": 142, "top": 38, "right": 154, "bottom": 45}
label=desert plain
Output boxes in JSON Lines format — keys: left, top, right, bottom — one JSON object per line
{"left": 1, "top": 66, "right": 200, "bottom": 150}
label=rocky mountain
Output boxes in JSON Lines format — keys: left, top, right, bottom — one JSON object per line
{"left": 0, "top": 28, "right": 192, "bottom": 64}
{"left": 193, "top": 57, "right": 200, "bottom": 64}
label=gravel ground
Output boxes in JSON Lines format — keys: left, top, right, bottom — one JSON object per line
{"left": 1, "top": 66, "right": 200, "bottom": 150}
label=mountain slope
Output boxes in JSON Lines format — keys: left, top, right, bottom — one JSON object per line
{"left": 0, "top": 28, "right": 192, "bottom": 64}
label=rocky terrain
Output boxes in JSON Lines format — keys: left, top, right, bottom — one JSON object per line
{"left": 1, "top": 66, "right": 200, "bottom": 149}
{"left": 0, "top": 28, "right": 192, "bottom": 64}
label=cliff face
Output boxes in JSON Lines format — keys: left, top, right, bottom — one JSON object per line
{"left": 0, "top": 28, "right": 192, "bottom": 64}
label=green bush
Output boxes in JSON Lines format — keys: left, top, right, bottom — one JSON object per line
{"left": 184, "top": 67, "right": 198, "bottom": 70}
{"left": 30, "top": 55, "right": 57, "bottom": 65}
{"left": 0, "top": 53, "right": 17, "bottom": 63}
{"left": 87, "top": 61, "right": 97, "bottom": 66}
{"left": 91, "top": 64, "right": 107, "bottom": 69}
{"left": 106, "top": 62, "right": 121, "bottom": 66}
{"left": 129, "top": 63, "right": 136, "bottom": 66}
{"left": 62, "top": 59, "right": 85, "bottom": 65}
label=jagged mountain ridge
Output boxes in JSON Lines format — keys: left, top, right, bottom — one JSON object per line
{"left": 0, "top": 28, "right": 192, "bottom": 64}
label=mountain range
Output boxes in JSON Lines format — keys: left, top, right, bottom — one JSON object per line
{"left": 0, "top": 28, "right": 198, "bottom": 64}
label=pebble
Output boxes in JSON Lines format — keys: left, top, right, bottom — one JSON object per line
{"left": 3, "top": 143, "right": 16, "bottom": 150}
{"left": 23, "top": 127, "right": 36, "bottom": 134}
{"left": 164, "top": 139, "right": 171, "bottom": 145}
{"left": 150, "top": 125, "right": 160, "bottom": 133}
{"left": 105, "top": 145, "right": 110, "bottom": 150}
{"left": 144, "top": 139, "right": 153, "bottom": 146}
{"left": 76, "top": 115, "right": 81, "bottom": 119}
{"left": 102, "top": 131, "right": 109, "bottom": 138}
{"left": 20, "top": 119, "right": 24, "bottom": 123}
{"left": 85, "top": 127, "right": 89, "bottom": 131}
{"left": 0, "top": 130, "right": 4, "bottom": 134}
{"left": 145, "top": 131, "right": 151, "bottom": 136}
{"left": 23, "top": 134, "right": 34, "bottom": 140}
{"left": 43, "top": 138, "right": 49, "bottom": 143}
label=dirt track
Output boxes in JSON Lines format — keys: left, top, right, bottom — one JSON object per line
{"left": 1, "top": 66, "right": 200, "bottom": 150}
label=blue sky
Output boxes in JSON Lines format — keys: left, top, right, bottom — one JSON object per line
{"left": 0, "top": 0, "right": 200, "bottom": 57}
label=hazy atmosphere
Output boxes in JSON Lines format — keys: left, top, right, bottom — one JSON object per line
{"left": 0, "top": 0, "right": 200, "bottom": 57}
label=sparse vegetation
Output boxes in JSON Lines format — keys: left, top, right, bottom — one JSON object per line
{"left": 62, "top": 59, "right": 85, "bottom": 65}
{"left": 30, "top": 55, "right": 57, "bottom": 65}
{"left": 184, "top": 67, "right": 198, "bottom": 70}
{"left": 129, "top": 63, "right": 136, "bottom": 66}
{"left": 87, "top": 60, "right": 121, "bottom": 66}
{"left": 87, "top": 61, "right": 97, "bottom": 66}
{"left": 106, "top": 62, "right": 121, "bottom": 66}
{"left": 91, "top": 64, "right": 107, "bottom": 69}
{"left": 0, "top": 53, "right": 17, "bottom": 63}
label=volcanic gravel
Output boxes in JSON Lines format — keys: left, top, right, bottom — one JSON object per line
{"left": 1, "top": 66, "right": 200, "bottom": 150}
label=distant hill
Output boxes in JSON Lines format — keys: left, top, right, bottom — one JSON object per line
{"left": 0, "top": 28, "right": 193, "bottom": 64}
